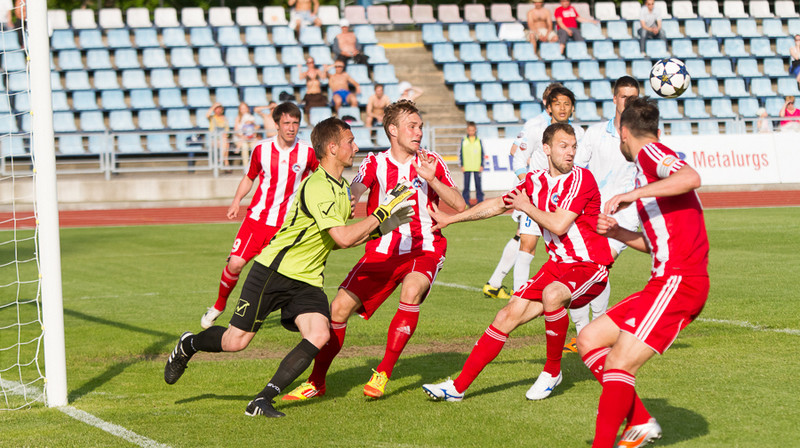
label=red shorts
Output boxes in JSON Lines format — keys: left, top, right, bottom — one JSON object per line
{"left": 515, "top": 259, "right": 609, "bottom": 309}
{"left": 606, "top": 274, "right": 709, "bottom": 354}
{"left": 340, "top": 251, "right": 446, "bottom": 320}
{"left": 229, "top": 218, "right": 281, "bottom": 262}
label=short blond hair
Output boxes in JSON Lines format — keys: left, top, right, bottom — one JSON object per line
{"left": 382, "top": 100, "right": 420, "bottom": 137}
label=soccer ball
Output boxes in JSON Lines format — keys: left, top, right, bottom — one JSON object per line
{"left": 649, "top": 58, "right": 691, "bottom": 99}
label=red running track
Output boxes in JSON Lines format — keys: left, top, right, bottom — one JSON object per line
{"left": 1, "top": 190, "right": 799, "bottom": 229}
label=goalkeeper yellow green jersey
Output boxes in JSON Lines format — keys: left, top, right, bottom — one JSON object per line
{"left": 255, "top": 167, "right": 351, "bottom": 288}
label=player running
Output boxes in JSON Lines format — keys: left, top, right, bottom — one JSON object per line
{"left": 422, "top": 122, "right": 613, "bottom": 402}
{"left": 200, "top": 102, "right": 318, "bottom": 329}
{"left": 578, "top": 97, "right": 709, "bottom": 447}
{"left": 164, "top": 117, "right": 416, "bottom": 418}
{"left": 282, "top": 100, "right": 466, "bottom": 401}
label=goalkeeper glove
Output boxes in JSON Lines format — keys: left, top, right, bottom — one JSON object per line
{"left": 370, "top": 200, "right": 416, "bottom": 239}
{"left": 371, "top": 180, "right": 415, "bottom": 223}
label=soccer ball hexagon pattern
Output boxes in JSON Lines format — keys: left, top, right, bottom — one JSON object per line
{"left": 649, "top": 58, "right": 691, "bottom": 99}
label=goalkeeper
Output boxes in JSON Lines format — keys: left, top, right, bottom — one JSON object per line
{"left": 283, "top": 99, "right": 467, "bottom": 402}
{"left": 164, "top": 117, "right": 415, "bottom": 418}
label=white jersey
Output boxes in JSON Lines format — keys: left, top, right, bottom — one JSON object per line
{"left": 512, "top": 114, "right": 585, "bottom": 177}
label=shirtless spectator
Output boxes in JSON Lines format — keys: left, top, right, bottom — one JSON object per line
{"left": 332, "top": 19, "right": 367, "bottom": 64}
{"left": 328, "top": 59, "right": 360, "bottom": 113}
{"left": 554, "top": 0, "right": 598, "bottom": 55}
{"left": 526, "top": 0, "right": 558, "bottom": 53}
{"left": 365, "top": 83, "right": 390, "bottom": 127}
{"left": 289, "top": 0, "right": 321, "bottom": 30}
{"left": 254, "top": 102, "right": 278, "bottom": 138}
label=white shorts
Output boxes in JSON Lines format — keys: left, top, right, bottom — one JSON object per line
{"left": 512, "top": 210, "right": 542, "bottom": 237}
{"left": 606, "top": 204, "right": 639, "bottom": 255}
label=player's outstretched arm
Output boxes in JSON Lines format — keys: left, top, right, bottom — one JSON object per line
{"left": 597, "top": 214, "right": 649, "bottom": 253}
{"left": 414, "top": 152, "right": 467, "bottom": 212}
{"left": 507, "top": 189, "right": 578, "bottom": 235}
{"left": 604, "top": 165, "right": 701, "bottom": 214}
{"left": 227, "top": 176, "right": 255, "bottom": 219}
{"left": 429, "top": 196, "right": 507, "bottom": 231}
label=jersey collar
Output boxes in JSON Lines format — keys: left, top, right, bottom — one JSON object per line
{"left": 605, "top": 119, "right": 619, "bottom": 138}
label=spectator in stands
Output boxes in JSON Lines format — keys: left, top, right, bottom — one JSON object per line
{"left": 638, "top": 0, "right": 666, "bottom": 53}
{"left": 12, "top": 0, "right": 23, "bottom": 46}
{"left": 207, "top": 103, "right": 231, "bottom": 171}
{"left": 460, "top": 121, "right": 485, "bottom": 205}
{"left": 255, "top": 103, "right": 278, "bottom": 138}
{"left": 526, "top": 0, "right": 558, "bottom": 54}
{"left": 233, "top": 102, "right": 260, "bottom": 169}
{"left": 554, "top": 0, "right": 598, "bottom": 55}
{"left": 288, "top": 0, "right": 321, "bottom": 30}
{"left": 332, "top": 20, "right": 368, "bottom": 64}
{"left": 299, "top": 56, "right": 329, "bottom": 84}
{"left": 0, "top": 0, "right": 13, "bottom": 28}
{"left": 790, "top": 34, "right": 800, "bottom": 86}
{"left": 299, "top": 57, "right": 331, "bottom": 117}
{"left": 398, "top": 81, "right": 424, "bottom": 102}
{"left": 366, "top": 83, "right": 390, "bottom": 127}
{"left": 780, "top": 96, "right": 800, "bottom": 132}
{"left": 756, "top": 107, "right": 772, "bottom": 133}
{"left": 328, "top": 59, "right": 361, "bottom": 113}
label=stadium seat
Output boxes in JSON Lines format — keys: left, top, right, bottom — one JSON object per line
{"left": 354, "top": 26, "right": 380, "bottom": 46}
{"left": 697, "top": 120, "right": 720, "bottom": 134}
{"left": 254, "top": 47, "right": 280, "bottom": 66}
{"left": 709, "top": 19, "right": 735, "bottom": 38}
{"left": 127, "top": 7, "right": 153, "bottom": 28}
{"left": 477, "top": 126, "right": 499, "bottom": 139}
{"left": 129, "top": 89, "right": 156, "bottom": 109}
{"left": 308, "top": 107, "right": 333, "bottom": 126}
{"left": 630, "top": 59, "right": 651, "bottom": 80}
{"left": 71, "top": 8, "right": 98, "bottom": 29}
{"left": 619, "top": 1, "right": 641, "bottom": 20}
{"left": 0, "top": 114, "right": 20, "bottom": 134}
{"left": 685, "top": 58, "right": 710, "bottom": 79}
{"left": 498, "top": 22, "right": 527, "bottom": 42}
{"left": 146, "top": 134, "right": 173, "bottom": 152}
{"left": 698, "top": 39, "right": 724, "bottom": 58}
{"left": 606, "top": 21, "right": 631, "bottom": 40}
{"left": 736, "top": 58, "right": 762, "bottom": 78}
{"left": 684, "top": 20, "right": 709, "bottom": 39}
{"left": 231, "top": 67, "right": 258, "bottom": 86}
{"left": 698, "top": 1, "right": 723, "bottom": 18}
{"left": 363, "top": 45, "right": 388, "bottom": 65}
{"left": 697, "top": 79, "right": 724, "bottom": 98}
{"left": 280, "top": 46, "right": 304, "bottom": 66}
{"left": 150, "top": 69, "right": 176, "bottom": 89}
{"left": 65, "top": 71, "right": 92, "bottom": 91}
{"left": 468, "top": 63, "right": 494, "bottom": 83}
{"left": 207, "top": 67, "right": 233, "bottom": 87}
{"left": 209, "top": 7, "right": 234, "bottom": 27}
{"left": 162, "top": 28, "right": 188, "bottom": 47}
{"left": 592, "top": 40, "right": 618, "bottom": 60}
{"left": 645, "top": 40, "right": 670, "bottom": 59}
{"left": 498, "top": 62, "right": 523, "bottom": 82}
{"left": 765, "top": 96, "right": 786, "bottom": 116}
{"left": 179, "top": 69, "right": 204, "bottom": 88}
{"left": 459, "top": 43, "right": 484, "bottom": 63}
{"left": 0, "top": 31, "right": 21, "bottom": 51}
{"left": 565, "top": 81, "right": 588, "bottom": 100}
{"left": 465, "top": 104, "right": 491, "bottom": 123}
{"left": 464, "top": 4, "right": 489, "bottom": 23}
{"left": 412, "top": 4, "right": 436, "bottom": 24}
{"left": 182, "top": 7, "right": 208, "bottom": 27}
{"left": 262, "top": 6, "right": 289, "bottom": 26}
{"left": 602, "top": 60, "right": 627, "bottom": 80}
{"left": 3, "top": 52, "right": 25, "bottom": 72}
{"left": 777, "top": 77, "right": 800, "bottom": 96}
{"left": 723, "top": 38, "right": 748, "bottom": 57}
{"left": 775, "top": 1, "right": 800, "bottom": 18}
{"left": 750, "top": 77, "right": 777, "bottom": 97}
{"left": 684, "top": 99, "right": 710, "bottom": 118}
{"left": 48, "top": 10, "right": 70, "bottom": 30}
{"left": 133, "top": 28, "right": 160, "bottom": 47}
{"left": 668, "top": 120, "right": 692, "bottom": 135}
{"left": 299, "top": 26, "right": 325, "bottom": 46}
{"left": 763, "top": 58, "right": 789, "bottom": 77}
{"left": 346, "top": 64, "right": 371, "bottom": 85}
{"left": 723, "top": 0, "right": 749, "bottom": 18}
{"left": 520, "top": 102, "right": 543, "bottom": 121}
{"left": 158, "top": 88, "right": 184, "bottom": 108}
{"left": 58, "top": 135, "right": 85, "bottom": 155}
{"left": 217, "top": 26, "right": 243, "bottom": 46}
{"left": 107, "top": 29, "right": 132, "bottom": 49}
{"left": 448, "top": 24, "right": 473, "bottom": 43}
{"left": 50, "top": 91, "right": 69, "bottom": 112}
{"left": 594, "top": 2, "right": 620, "bottom": 21}
{"left": 492, "top": 103, "right": 519, "bottom": 123}
{"left": 343, "top": 5, "right": 368, "bottom": 25}
{"left": 244, "top": 87, "right": 270, "bottom": 106}
{"left": 777, "top": 36, "right": 795, "bottom": 55}
{"left": 737, "top": 97, "right": 760, "bottom": 117}
{"left": 155, "top": 8, "right": 181, "bottom": 27}
{"left": 575, "top": 61, "right": 601, "bottom": 80}
{"left": 262, "top": 67, "right": 288, "bottom": 86}
{"left": 512, "top": 42, "right": 538, "bottom": 62}
{"left": 215, "top": 87, "right": 239, "bottom": 107}
{"left": 389, "top": 4, "right": 413, "bottom": 25}
{"left": 538, "top": 42, "right": 564, "bottom": 61}
{"left": 422, "top": 24, "right": 447, "bottom": 44}
{"left": 671, "top": 39, "right": 697, "bottom": 59}
{"left": 78, "top": 111, "right": 104, "bottom": 132}
{"left": 487, "top": 43, "right": 512, "bottom": 63}
{"left": 566, "top": 41, "right": 591, "bottom": 60}
{"left": 373, "top": 65, "right": 399, "bottom": 84}
{"left": 186, "top": 88, "right": 212, "bottom": 108}
{"left": 575, "top": 101, "right": 601, "bottom": 122}
{"left": 189, "top": 27, "right": 216, "bottom": 46}
{"left": 138, "top": 109, "right": 165, "bottom": 131}
{"left": 580, "top": 22, "right": 605, "bottom": 41}
{"left": 491, "top": 4, "right": 515, "bottom": 22}
{"left": 367, "top": 5, "right": 391, "bottom": 25}
{"left": 454, "top": 83, "right": 480, "bottom": 104}
{"left": 109, "top": 110, "right": 136, "bottom": 131}
{"left": 242, "top": 27, "right": 269, "bottom": 46}
{"left": 589, "top": 80, "right": 613, "bottom": 100}
{"left": 443, "top": 63, "right": 469, "bottom": 84}
{"left": 58, "top": 50, "right": 83, "bottom": 70}
{"left": 225, "top": 47, "right": 252, "bottom": 67}
{"left": 762, "top": 18, "right": 787, "bottom": 38}
{"left": 551, "top": 61, "right": 577, "bottom": 81}
{"left": 619, "top": 40, "right": 644, "bottom": 59}
{"left": 93, "top": 70, "right": 119, "bottom": 90}
{"left": 710, "top": 59, "right": 736, "bottom": 77}
{"left": 197, "top": 47, "right": 224, "bottom": 67}
{"left": 79, "top": 29, "right": 104, "bottom": 49}
{"left": 116, "top": 134, "right": 145, "bottom": 153}
{"left": 142, "top": 48, "right": 169, "bottom": 69}
{"left": 508, "top": 82, "right": 535, "bottom": 103}
{"left": 524, "top": 62, "right": 550, "bottom": 81}
{"left": 658, "top": 100, "right": 683, "bottom": 119}
{"left": 170, "top": 47, "right": 196, "bottom": 68}
{"left": 481, "top": 83, "right": 506, "bottom": 103}
{"left": 476, "top": 23, "right": 500, "bottom": 43}
{"left": 723, "top": 78, "right": 749, "bottom": 97}
{"left": 438, "top": 4, "right": 463, "bottom": 23}
{"left": 46, "top": 31, "right": 73, "bottom": 51}
{"left": 735, "top": 19, "right": 760, "bottom": 39}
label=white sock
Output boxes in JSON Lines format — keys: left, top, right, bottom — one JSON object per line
{"left": 488, "top": 237, "right": 520, "bottom": 288}
{"left": 570, "top": 305, "right": 591, "bottom": 335}
{"left": 513, "top": 251, "right": 535, "bottom": 291}
{"left": 590, "top": 282, "right": 611, "bottom": 320}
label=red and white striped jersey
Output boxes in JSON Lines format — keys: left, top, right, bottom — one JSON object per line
{"left": 354, "top": 149, "right": 458, "bottom": 256}
{"left": 635, "top": 142, "right": 709, "bottom": 277}
{"left": 245, "top": 136, "right": 319, "bottom": 226}
{"left": 503, "top": 167, "right": 613, "bottom": 266}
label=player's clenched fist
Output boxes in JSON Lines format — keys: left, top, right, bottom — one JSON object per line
{"left": 372, "top": 180, "right": 415, "bottom": 223}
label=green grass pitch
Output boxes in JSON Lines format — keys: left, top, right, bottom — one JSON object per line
{"left": 1, "top": 207, "right": 799, "bottom": 447}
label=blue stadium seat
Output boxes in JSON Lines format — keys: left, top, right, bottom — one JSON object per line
{"left": 280, "top": 46, "right": 304, "bottom": 66}
{"left": 218, "top": 26, "right": 244, "bottom": 46}
{"left": 581, "top": 22, "right": 605, "bottom": 40}
{"left": 538, "top": 42, "right": 564, "bottom": 61}
{"left": 159, "top": 88, "right": 188, "bottom": 110}
{"left": 497, "top": 62, "right": 523, "bottom": 82}
{"left": 51, "top": 72, "right": 64, "bottom": 91}
{"left": 443, "top": 63, "right": 469, "bottom": 83}
{"left": 151, "top": 69, "right": 177, "bottom": 89}
{"left": 520, "top": 102, "right": 543, "bottom": 121}
{"left": 190, "top": 27, "right": 216, "bottom": 46}
{"left": 346, "top": 64, "right": 371, "bottom": 85}
{"left": 86, "top": 49, "right": 112, "bottom": 70}
{"left": 13, "top": 92, "right": 29, "bottom": 112}
{"left": 6, "top": 72, "right": 27, "bottom": 92}
{"left": 262, "top": 66, "right": 288, "bottom": 86}
{"left": 477, "top": 126, "right": 498, "bottom": 138}
{"left": 142, "top": 48, "right": 169, "bottom": 69}
{"left": 128, "top": 89, "right": 155, "bottom": 109}
{"left": 697, "top": 79, "right": 724, "bottom": 97}
{"left": 0, "top": 135, "right": 26, "bottom": 156}
{"left": 215, "top": 87, "right": 240, "bottom": 107}
{"left": 254, "top": 47, "right": 280, "bottom": 66}
{"left": 186, "top": 88, "right": 212, "bottom": 108}
{"left": 422, "top": 24, "right": 447, "bottom": 44}
{"left": 735, "top": 58, "right": 762, "bottom": 78}
{"left": 93, "top": 70, "right": 119, "bottom": 90}
{"left": 58, "top": 135, "right": 85, "bottom": 155}
{"left": 762, "top": 18, "right": 787, "bottom": 38}
{"left": 433, "top": 43, "right": 458, "bottom": 64}
{"left": 512, "top": 42, "right": 538, "bottom": 61}
{"left": 737, "top": 98, "right": 759, "bottom": 118}
{"left": 591, "top": 40, "right": 618, "bottom": 60}
{"left": 134, "top": 28, "right": 160, "bottom": 47}
{"left": 225, "top": 47, "right": 252, "bottom": 67}
{"left": 669, "top": 121, "right": 692, "bottom": 135}
{"left": 684, "top": 19, "right": 709, "bottom": 39}
{"left": 107, "top": 29, "right": 133, "bottom": 48}
{"left": 789, "top": 18, "right": 800, "bottom": 36}
{"left": 51, "top": 91, "right": 69, "bottom": 111}
{"left": 309, "top": 107, "right": 333, "bottom": 126}
{"left": 735, "top": 18, "right": 760, "bottom": 38}
{"left": 564, "top": 81, "right": 588, "bottom": 100}
{"left": 373, "top": 65, "right": 399, "bottom": 84}
{"left": 575, "top": 101, "right": 601, "bottom": 122}
{"left": 723, "top": 38, "right": 748, "bottom": 57}
{"left": 299, "top": 26, "right": 325, "bottom": 46}
{"left": 178, "top": 68, "right": 205, "bottom": 88}
{"left": 566, "top": 41, "right": 591, "bottom": 60}
{"left": 524, "top": 62, "right": 549, "bottom": 81}
{"left": 235, "top": 67, "right": 261, "bottom": 86}
{"left": 697, "top": 121, "right": 720, "bottom": 135}
{"left": 710, "top": 59, "right": 736, "bottom": 77}
{"left": 711, "top": 98, "right": 736, "bottom": 118}
{"left": 117, "top": 134, "right": 145, "bottom": 153}
{"left": 244, "top": 27, "right": 270, "bottom": 46}
{"left": 763, "top": 58, "right": 788, "bottom": 77}
{"left": 58, "top": 50, "right": 83, "bottom": 70}
{"left": 606, "top": 20, "right": 631, "bottom": 40}
{"left": 551, "top": 61, "right": 577, "bottom": 80}
{"left": 147, "top": 134, "right": 173, "bottom": 152}
{"left": 470, "top": 63, "right": 495, "bottom": 83}
{"left": 698, "top": 39, "right": 723, "bottom": 58}
{"left": 492, "top": 103, "right": 519, "bottom": 123}
{"left": 481, "top": 83, "right": 506, "bottom": 103}
{"left": 51, "top": 30, "right": 77, "bottom": 50}
{"left": 604, "top": 60, "right": 629, "bottom": 80}
{"left": 325, "top": 25, "right": 341, "bottom": 45}
{"left": 683, "top": 99, "right": 710, "bottom": 118}
{"left": 79, "top": 111, "right": 104, "bottom": 132}
{"left": 353, "top": 25, "right": 378, "bottom": 45}
{"left": 65, "top": 71, "right": 92, "bottom": 90}
{"left": 671, "top": 39, "right": 697, "bottom": 59}
{"left": 685, "top": 59, "right": 711, "bottom": 79}
{"left": 2, "top": 52, "right": 26, "bottom": 72}
{"left": 658, "top": 100, "right": 683, "bottom": 119}
{"left": 79, "top": 29, "right": 104, "bottom": 49}
{"left": 363, "top": 45, "right": 388, "bottom": 64}
{"left": 476, "top": 23, "right": 500, "bottom": 42}
{"left": 486, "top": 42, "right": 512, "bottom": 62}
{"left": 207, "top": 67, "right": 233, "bottom": 87}
{"left": 631, "top": 60, "right": 652, "bottom": 79}
{"left": 661, "top": 20, "right": 684, "bottom": 39}
{"left": 0, "top": 113, "right": 20, "bottom": 133}
{"left": 86, "top": 135, "right": 109, "bottom": 154}
{"left": 590, "top": 80, "right": 613, "bottom": 100}
{"left": 244, "top": 87, "right": 269, "bottom": 106}
{"left": 448, "top": 24, "right": 473, "bottom": 43}
{"left": 645, "top": 40, "right": 670, "bottom": 59}
{"left": 109, "top": 110, "right": 136, "bottom": 131}
{"left": 351, "top": 128, "right": 373, "bottom": 150}
{"left": 709, "top": 19, "right": 735, "bottom": 38}
{"left": 198, "top": 47, "right": 225, "bottom": 67}
{"left": 114, "top": 49, "right": 140, "bottom": 69}
{"left": 776, "top": 37, "right": 794, "bottom": 56}
{"left": 577, "top": 61, "right": 603, "bottom": 80}
{"left": 454, "top": 83, "right": 480, "bottom": 104}
{"left": 724, "top": 78, "right": 749, "bottom": 97}
{"left": 162, "top": 28, "right": 188, "bottom": 47}
{"left": 167, "top": 109, "right": 194, "bottom": 129}
{"left": 765, "top": 97, "right": 785, "bottom": 116}
{"left": 750, "top": 77, "right": 777, "bottom": 97}
{"left": 340, "top": 106, "right": 363, "bottom": 125}
{"left": 619, "top": 40, "right": 644, "bottom": 59}
{"left": 309, "top": 46, "right": 335, "bottom": 65}
{"left": 138, "top": 109, "right": 165, "bottom": 131}
{"left": 121, "top": 69, "right": 149, "bottom": 89}
{"left": 459, "top": 43, "right": 484, "bottom": 63}
{"left": 777, "top": 77, "right": 800, "bottom": 96}
{"left": 465, "top": 103, "right": 491, "bottom": 123}
{"left": 749, "top": 38, "right": 774, "bottom": 57}
{"left": 508, "top": 82, "right": 535, "bottom": 103}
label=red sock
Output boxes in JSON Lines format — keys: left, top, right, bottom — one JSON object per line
{"left": 376, "top": 302, "right": 419, "bottom": 378}
{"left": 307, "top": 320, "right": 347, "bottom": 387}
{"left": 582, "top": 348, "right": 651, "bottom": 426}
{"left": 542, "top": 307, "right": 569, "bottom": 376}
{"left": 214, "top": 265, "right": 239, "bottom": 311}
{"left": 593, "top": 369, "right": 636, "bottom": 448}
{"left": 452, "top": 325, "right": 508, "bottom": 393}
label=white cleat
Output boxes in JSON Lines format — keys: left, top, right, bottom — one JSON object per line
{"left": 200, "top": 307, "right": 223, "bottom": 329}
{"left": 422, "top": 379, "right": 464, "bottom": 402}
{"left": 617, "top": 418, "right": 662, "bottom": 448}
{"left": 525, "top": 371, "right": 563, "bottom": 400}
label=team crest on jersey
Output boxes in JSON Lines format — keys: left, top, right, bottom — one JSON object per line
{"left": 292, "top": 163, "right": 302, "bottom": 173}
{"left": 411, "top": 176, "right": 424, "bottom": 189}
{"left": 550, "top": 192, "right": 560, "bottom": 206}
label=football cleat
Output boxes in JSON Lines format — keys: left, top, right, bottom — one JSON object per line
{"left": 563, "top": 337, "right": 578, "bottom": 353}
{"left": 244, "top": 398, "right": 285, "bottom": 418}
{"left": 525, "top": 371, "right": 563, "bottom": 400}
{"left": 282, "top": 381, "right": 326, "bottom": 401}
{"left": 422, "top": 379, "right": 464, "bottom": 402}
{"left": 482, "top": 283, "right": 512, "bottom": 300}
{"left": 164, "top": 332, "right": 194, "bottom": 385}
{"left": 618, "top": 418, "right": 662, "bottom": 448}
{"left": 363, "top": 369, "right": 389, "bottom": 398}
{"left": 200, "top": 306, "right": 224, "bottom": 329}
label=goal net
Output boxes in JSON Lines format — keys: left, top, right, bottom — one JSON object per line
{"left": 0, "top": 0, "right": 67, "bottom": 409}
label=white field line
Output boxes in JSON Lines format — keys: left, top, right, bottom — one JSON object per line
{"left": 435, "top": 282, "right": 800, "bottom": 335}
{"left": 1, "top": 378, "right": 170, "bottom": 448}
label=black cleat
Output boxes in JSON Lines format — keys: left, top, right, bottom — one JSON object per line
{"left": 164, "top": 332, "right": 193, "bottom": 385}
{"left": 245, "top": 398, "right": 286, "bottom": 418}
